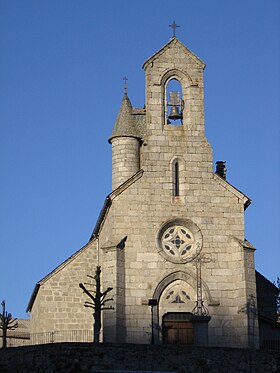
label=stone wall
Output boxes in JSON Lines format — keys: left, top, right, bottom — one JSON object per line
{"left": 28, "top": 37, "right": 259, "bottom": 349}
{"left": 0, "top": 343, "right": 279, "bottom": 373}
{"left": 99, "top": 38, "right": 257, "bottom": 348}
{"left": 30, "top": 240, "right": 98, "bottom": 341}
{"left": 256, "top": 271, "right": 278, "bottom": 322}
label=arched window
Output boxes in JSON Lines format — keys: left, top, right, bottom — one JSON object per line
{"left": 166, "top": 79, "right": 184, "bottom": 125}
{"left": 174, "top": 161, "right": 179, "bottom": 196}
{"left": 171, "top": 159, "right": 181, "bottom": 197}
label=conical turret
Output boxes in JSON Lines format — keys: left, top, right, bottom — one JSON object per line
{"left": 109, "top": 93, "right": 142, "bottom": 190}
{"left": 109, "top": 94, "right": 140, "bottom": 143}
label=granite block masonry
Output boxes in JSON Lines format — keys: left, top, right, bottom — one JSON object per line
{"left": 27, "top": 36, "right": 259, "bottom": 348}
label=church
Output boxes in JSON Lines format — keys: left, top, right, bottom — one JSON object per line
{"left": 27, "top": 33, "right": 262, "bottom": 349}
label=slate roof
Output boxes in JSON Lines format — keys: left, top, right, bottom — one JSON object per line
{"left": 109, "top": 94, "right": 145, "bottom": 143}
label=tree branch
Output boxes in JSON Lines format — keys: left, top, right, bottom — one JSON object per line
{"left": 79, "top": 283, "right": 96, "bottom": 302}
{"left": 84, "top": 304, "right": 95, "bottom": 309}
{"left": 101, "top": 306, "right": 114, "bottom": 311}
{"left": 101, "top": 298, "right": 114, "bottom": 305}
{"left": 101, "top": 287, "right": 113, "bottom": 299}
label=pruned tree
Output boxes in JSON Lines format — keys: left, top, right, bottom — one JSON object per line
{"left": 0, "top": 300, "right": 18, "bottom": 349}
{"left": 79, "top": 266, "right": 114, "bottom": 343}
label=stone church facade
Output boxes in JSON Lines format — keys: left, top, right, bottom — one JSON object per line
{"left": 27, "top": 37, "right": 259, "bottom": 348}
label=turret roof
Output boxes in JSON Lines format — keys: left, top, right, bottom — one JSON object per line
{"left": 109, "top": 94, "right": 143, "bottom": 143}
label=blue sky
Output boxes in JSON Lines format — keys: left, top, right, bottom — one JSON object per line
{"left": 0, "top": 0, "right": 279, "bottom": 319}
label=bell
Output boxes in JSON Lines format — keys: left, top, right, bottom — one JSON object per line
{"left": 168, "top": 105, "right": 182, "bottom": 120}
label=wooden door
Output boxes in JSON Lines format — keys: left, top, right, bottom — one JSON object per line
{"left": 163, "top": 319, "right": 193, "bottom": 344}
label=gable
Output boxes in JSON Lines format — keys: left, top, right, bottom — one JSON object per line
{"left": 142, "top": 37, "right": 206, "bottom": 71}
{"left": 213, "top": 173, "right": 251, "bottom": 210}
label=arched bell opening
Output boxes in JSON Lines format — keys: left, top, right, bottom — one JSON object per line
{"left": 165, "top": 78, "right": 184, "bottom": 125}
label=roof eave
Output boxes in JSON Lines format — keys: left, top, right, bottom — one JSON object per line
{"left": 213, "top": 173, "right": 251, "bottom": 210}
{"left": 26, "top": 283, "right": 40, "bottom": 313}
{"left": 90, "top": 169, "right": 144, "bottom": 241}
{"left": 108, "top": 134, "right": 142, "bottom": 145}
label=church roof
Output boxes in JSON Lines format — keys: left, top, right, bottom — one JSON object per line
{"left": 142, "top": 37, "right": 206, "bottom": 70}
{"left": 213, "top": 173, "right": 251, "bottom": 210}
{"left": 26, "top": 240, "right": 95, "bottom": 312}
{"left": 109, "top": 94, "right": 144, "bottom": 143}
{"left": 27, "top": 169, "right": 144, "bottom": 313}
{"left": 90, "top": 169, "right": 144, "bottom": 240}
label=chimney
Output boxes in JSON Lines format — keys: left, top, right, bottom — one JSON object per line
{"left": 216, "top": 161, "right": 227, "bottom": 180}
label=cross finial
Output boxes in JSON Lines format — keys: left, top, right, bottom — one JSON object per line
{"left": 123, "top": 76, "right": 128, "bottom": 95}
{"left": 169, "top": 21, "right": 179, "bottom": 37}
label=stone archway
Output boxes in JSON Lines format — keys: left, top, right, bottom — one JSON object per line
{"left": 152, "top": 270, "right": 215, "bottom": 344}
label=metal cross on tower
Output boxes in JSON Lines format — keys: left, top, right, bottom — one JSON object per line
{"left": 169, "top": 21, "right": 180, "bottom": 37}
{"left": 123, "top": 76, "right": 128, "bottom": 95}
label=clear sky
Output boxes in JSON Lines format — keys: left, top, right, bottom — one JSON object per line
{"left": 0, "top": 0, "right": 279, "bottom": 319}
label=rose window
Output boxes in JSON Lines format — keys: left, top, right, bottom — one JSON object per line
{"left": 157, "top": 219, "right": 202, "bottom": 263}
{"left": 161, "top": 226, "right": 195, "bottom": 259}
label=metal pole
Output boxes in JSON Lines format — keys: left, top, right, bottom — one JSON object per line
{"left": 151, "top": 305, "right": 154, "bottom": 345}
{"left": 148, "top": 299, "right": 157, "bottom": 345}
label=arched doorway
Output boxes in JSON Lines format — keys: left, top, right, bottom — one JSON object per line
{"left": 163, "top": 312, "right": 193, "bottom": 344}
{"left": 158, "top": 279, "right": 196, "bottom": 344}
{"left": 152, "top": 270, "right": 215, "bottom": 344}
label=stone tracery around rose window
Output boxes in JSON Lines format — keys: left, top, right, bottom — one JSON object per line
{"left": 162, "top": 225, "right": 195, "bottom": 259}
{"left": 157, "top": 219, "right": 202, "bottom": 263}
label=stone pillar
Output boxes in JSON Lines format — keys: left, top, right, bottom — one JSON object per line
{"left": 116, "top": 246, "right": 126, "bottom": 342}
{"left": 192, "top": 315, "right": 211, "bottom": 346}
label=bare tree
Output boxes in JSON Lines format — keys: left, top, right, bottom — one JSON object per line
{"left": 0, "top": 300, "right": 18, "bottom": 349}
{"left": 79, "top": 266, "right": 114, "bottom": 343}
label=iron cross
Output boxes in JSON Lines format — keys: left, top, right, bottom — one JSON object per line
{"left": 123, "top": 76, "right": 128, "bottom": 94}
{"left": 192, "top": 247, "right": 214, "bottom": 317}
{"left": 169, "top": 21, "right": 180, "bottom": 37}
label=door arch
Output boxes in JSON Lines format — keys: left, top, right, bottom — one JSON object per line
{"left": 152, "top": 270, "right": 216, "bottom": 344}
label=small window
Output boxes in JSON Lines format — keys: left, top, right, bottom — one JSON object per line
{"left": 172, "top": 160, "right": 180, "bottom": 197}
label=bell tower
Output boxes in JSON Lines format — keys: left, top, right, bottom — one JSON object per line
{"left": 143, "top": 36, "right": 208, "bottom": 136}
{"left": 140, "top": 36, "right": 213, "bottom": 202}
